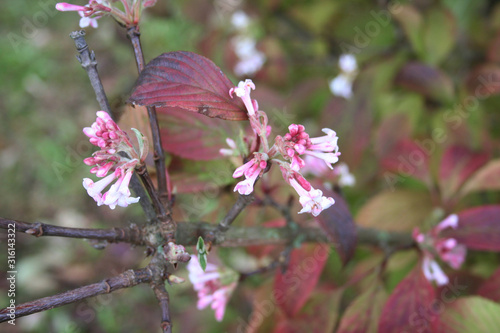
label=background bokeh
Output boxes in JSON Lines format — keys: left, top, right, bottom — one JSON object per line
{"left": 1, "top": 0, "right": 500, "bottom": 332}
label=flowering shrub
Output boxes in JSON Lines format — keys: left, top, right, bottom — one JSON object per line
{"left": 3, "top": 1, "right": 500, "bottom": 333}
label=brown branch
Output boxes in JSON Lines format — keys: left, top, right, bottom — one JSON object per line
{"left": 217, "top": 193, "right": 254, "bottom": 233}
{"left": 1, "top": 218, "right": 414, "bottom": 250}
{"left": 151, "top": 281, "right": 172, "bottom": 333}
{"left": 127, "top": 26, "right": 170, "bottom": 213}
{"left": 69, "top": 30, "right": 157, "bottom": 222}
{"left": 0, "top": 218, "right": 145, "bottom": 245}
{"left": 0, "top": 268, "right": 153, "bottom": 322}
{"left": 176, "top": 221, "right": 415, "bottom": 249}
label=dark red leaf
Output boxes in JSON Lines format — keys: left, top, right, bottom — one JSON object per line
{"left": 465, "top": 65, "right": 500, "bottom": 97}
{"left": 274, "top": 244, "right": 329, "bottom": 317}
{"left": 128, "top": 51, "right": 247, "bottom": 120}
{"left": 378, "top": 265, "right": 437, "bottom": 333}
{"left": 273, "top": 288, "right": 342, "bottom": 333}
{"left": 477, "top": 268, "right": 500, "bottom": 303}
{"left": 380, "top": 139, "right": 432, "bottom": 186}
{"left": 441, "top": 205, "right": 500, "bottom": 251}
{"left": 314, "top": 188, "right": 357, "bottom": 265}
{"left": 395, "top": 62, "right": 454, "bottom": 103}
{"left": 337, "top": 277, "right": 387, "bottom": 333}
{"left": 374, "top": 113, "right": 411, "bottom": 159}
{"left": 439, "top": 145, "right": 489, "bottom": 201}
{"left": 158, "top": 107, "right": 236, "bottom": 160}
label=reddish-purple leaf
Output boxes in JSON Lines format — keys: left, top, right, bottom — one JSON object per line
{"left": 378, "top": 265, "right": 437, "bottom": 333}
{"left": 395, "top": 62, "right": 454, "bottom": 103}
{"left": 128, "top": 51, "right": 247, "bottom": 120}
{"left": 314, "top": 188, "right": 357, "bottom": 265}
{"left": 273, "top": 289, "right": 342, "bottom": 333}
{"left": 380, "top": 139, "right": 432, "bottom": 186}
{"left": 477, "top": 268, "right": 500, "bottom": 302}
{"left": 158, "top": 107, "right": 236, "bottom": 160}
{"left": 374, "top": 113, "right": 412, "bottom": 159}
{"left": 460, "top": 159, "right": 500, "bottom": 197}
{"left": 274, "top": 244, "right": 329, "bottom": 317}
{"left": 439, "top": 145, "right": 489, "bottom": 201}
{"left": 465, "top": 65, "right": 500, "bottom": 97}
{"left": 441, "top": 205, "right": 500, "bottom": 251}
{"left": 337, "top": 277, "right": 387, "bottom": 333}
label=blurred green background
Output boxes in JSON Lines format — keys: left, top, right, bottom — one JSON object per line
{"left": 1, "top": 0, "right": 500, "bottom": 332}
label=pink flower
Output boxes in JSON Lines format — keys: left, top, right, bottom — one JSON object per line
{"left": 187, "top": 255, "right": 238, "bottom": 322}
{"left": 422, "top": 256, "right": 449, "bottom": 286}
{"left": 101, "top": 169, "right": 139, "bottom": 209}
{"left": 282, "top": 125, "right": 340, "bottom": 171}
{"left": 334, "top": 163, "right": 355, "bottom": 187}
{"left": 232, "top": 152, "right": 268, "bottom": 195}
{"left": 82, "top": 111, "right": 144, "bottom": 209}
{"left": 230, "top": 79, "right": 257, "bottom": 117}
{"left": 219, "top": 138, "right": 238, "bottom": 157}
{"left": 289, "top": 178, "right": 334, "bottom": 217}
{"left": 413, "top": 214, "right": 466, "bottom": 285}
{"left": 56, "top": 1, "right": 110, "bottom": 28}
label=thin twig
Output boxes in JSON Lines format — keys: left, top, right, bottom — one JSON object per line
{"left": 0, "top": 268, "right": 153, "bottom": 322}
{"left": 217, "top": 193, "right": 255, "bottom": 233}
{"left": 126, "top": 26, "right": 170, "bottom": 211}
{"left": 151, "top": 280, "right": 172, "bottom": 333}
{"left": 0, "top": 218, "right": 145, "bottom": 245}
{"left": 69, "top": 30, "right": 156, "bottom": 222}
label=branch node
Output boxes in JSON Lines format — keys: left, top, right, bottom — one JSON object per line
{"left": 26, "top": 222, "right": 43, "bottom": 237}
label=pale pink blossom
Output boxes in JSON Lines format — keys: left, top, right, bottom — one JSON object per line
{"left": 230, "top": 79, "right": 257, "bottom": 117}
{"left": 422, "top": 256, "right": 449, "bottom": 286}
{"left": 187, "top": 255, "right": 238, "bottom": 322}
{"left": 413, "top": 214, "right": 466, "bottom": 285}
{"left": 334, "top": 163, "right": 356, "bottom": 187}
{"left": 289, "top": 178, "right": 334, "bottom": 217}
{"left": 82, "top": 111, "right": 144, "bottom": 209}
{"left": 329, "top": 54, "right": 358, "bottom": 99}
{"left": 219, "top": 138, "right": 238, "bottom": 157}
{"left": 56, "top": 1, "right": 110, "bottom": 28}
{"left": 283, "top": 125, "right": 340, "bottom": 171}
{"left": 233, "top": 152, "right": 268, "bottom": 195}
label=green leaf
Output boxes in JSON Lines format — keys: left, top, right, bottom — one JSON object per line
{"left": 440, "top": 296, "right": 500, "bottom": 333}
{"left": 423, "top": 7, "right": 456, "bottom": 65}
{"left": 131, "top": 127, "right": 147, "bottom": 161}
{"left": 356, "top": 190, "right": 433, "bottom": 232}
{"left": 392, "top": 5, "right": 425, "bottom": 58}
{"left": 196, "top": 236, "right": 207, "bottom": 271}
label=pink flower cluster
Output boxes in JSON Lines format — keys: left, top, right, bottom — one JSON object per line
{"left": 187, "top": 255, "right": 238, "bottom": 322}
{"left": 413, "top": 214, "right": 467, "bottom": 286}
{"left": 82, "top": 111, "right": 146, "bottom": 209}
{"left": 56, "top": 0, "right": 157, "bottom": 28}
{"left": 227, "top": 79, "right": 339, "bottom": 216}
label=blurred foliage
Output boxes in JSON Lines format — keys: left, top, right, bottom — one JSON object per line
{"left": 1, "top": 0, "right": 500, "bottom": 332}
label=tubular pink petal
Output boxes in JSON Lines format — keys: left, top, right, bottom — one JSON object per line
{"left": 56, "top": 3, "right": 87, "bottom": 11}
